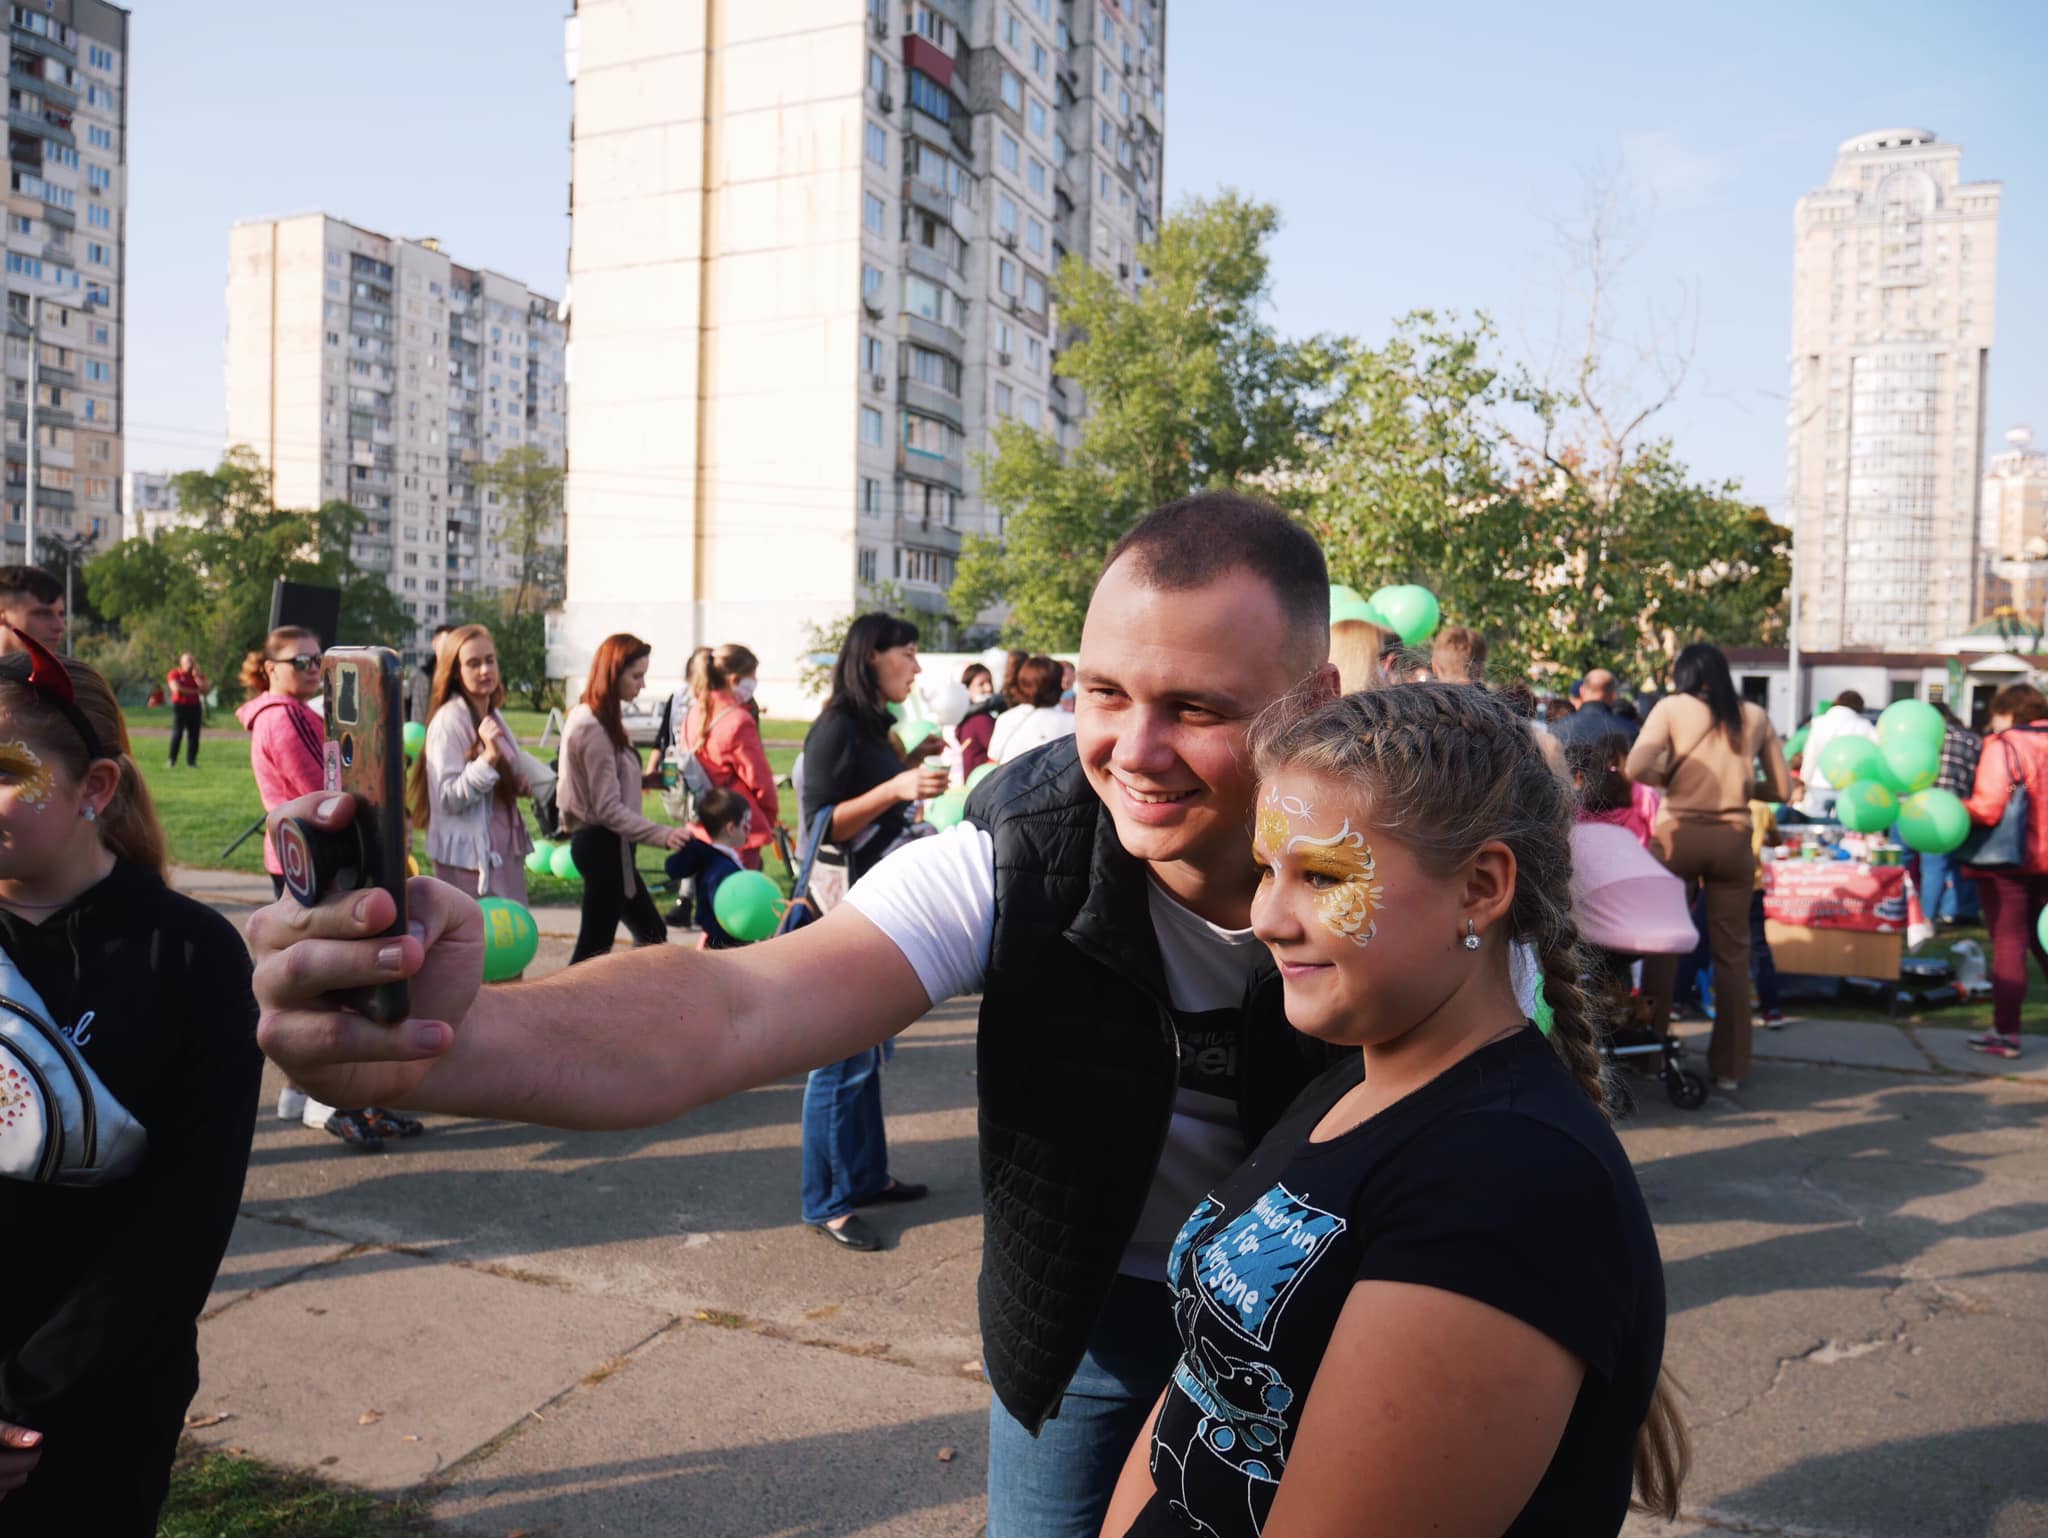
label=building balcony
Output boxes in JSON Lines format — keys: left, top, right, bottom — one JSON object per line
{"left": 895, "top": 510, "right": 962, "bottom": 555}
{"left": 10, "top": 67, "right": 75, "bottom": 108}
{"left": 34, "top": 363, "right": 72, "bottom": 388}
{"left": 896, "top": 443, "right": 963, "bottom": 492}
{"left": 11, "top": 32, "right": 76, "bottom": 67}
{"left": 901, "top": 377, "right": 962, "bottom": 426}
{"left": 904, "top": 177, "right": 953, "bottom": 224}
{"left": 900, "top": 311, "right": 965, "bottom": 360}
{"left": 8, "top": 109, "right": 71, "bottom": 148}
{"left": 903, "top": 243, "right": 959, "bottom": 289}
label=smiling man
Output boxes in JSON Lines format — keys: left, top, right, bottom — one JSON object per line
{"left": 247, "top": 491, "right": 1339, "bottom": 1538}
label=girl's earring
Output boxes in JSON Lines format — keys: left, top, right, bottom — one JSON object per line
{"left": 1462, "top": 918, "right": 1479, "bottom": 951}
{"left": 81, "top": 805, "right": 97, "bottom": 823}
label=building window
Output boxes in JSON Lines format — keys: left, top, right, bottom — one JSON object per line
{"left": 1031, "top": 40, "right": 1048, "bottom": 77}
{"left": 868, "top": 53, "right": 887, "bottom": 94}
{"left": 995, "top": 382, "right": 1013, "bottom": 416}
{"left": 902, "top": 410, "right": 959, "bottom": 458}
{"left": 85, "top": 84, "right": 112, "bottom": 110}
{"left": 863, "top": 192, "right": 885, "bottom": 235}
{"left": 997, "top": 321, "right": 1014, "bottom": 355}
{"left": 998, "top": 256, "right": 1018, "bottom": 294}
{"left": 86, "top": 163, "right": 109, "bottom": 190}
{"left": 861, "top": 478, "right": 882, "bottom": 515}
{"left": 865, "top": 121, "right": 887, "bottom": 167}
{"left": 1023, "top": 273, "right": 1046, "bottom": 310}
{"left": 1028, "top": 99, "right": 1047, "bottom": 139}
{"left": 1000, "top": 70, "right": 1022, "bottom": 112}
{"left": 860, "top": 406, "right": 884, "bottom": 446}
{"left": 1028, "top": 158, "right": 1047, "bottom": 195}
{"left": 1020, "top": 394, "right": 1041, "bottom": 427}
{"left": 1025, "top": 218, "right": 1045, "bottom": 255}
{"left": 906, "top": 69, "right": 951, "bottom": 123}
{"left": 86, "top": 125, "right": 111, "bottom": 150}
{"left": 858, "top": 547, "right": 878, "bottom": 584}
{"left": 862, "top": 263, "right": 884, "bottom": 301}
{"left": 906, "top": 344, "right": 960, "bottom": 393}
{"left": 999, "top": 132, "right": 1020, "bottom": 173}
{"left": 998, "top": 193, "right": 1018, "bottom": 233}
{"left": 87, "top": 204, "right": 109, "bottom": 228}
{"left": 44, "top": 143, "right": 77, "bottom": 169}
{"left": 1004, "top": 11, "right": 1022, "bottom": 46}
{"left": 85, "top": 242, "right": 109, "bottom": 266}
{"left": 1027, "top": 336, "right": 1044, "bottom": 373}
{"left": 861, "top": 334, "right": 886, "bottom": 374}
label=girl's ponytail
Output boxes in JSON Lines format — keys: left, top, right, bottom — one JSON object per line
{"left": 238, "top": 649, "right": 269, "bottom": 697}
{"left": 100, "top": 751, "right": 167, "bottom": 878}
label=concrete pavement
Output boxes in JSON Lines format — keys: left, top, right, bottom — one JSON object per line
{"left": 179, "top": 869, "right": 2048, "bottom": 1537}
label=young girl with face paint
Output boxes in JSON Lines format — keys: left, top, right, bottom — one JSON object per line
{"left": 1103, "top": 684, "right": 1684, "bottom": 1538}
{"left": 0, "top": 641, "right": 262, "bottom": 1535}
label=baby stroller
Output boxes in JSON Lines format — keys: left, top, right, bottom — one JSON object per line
{"left": 1573, "top": 822, "right": 1710, "bottom": 1114}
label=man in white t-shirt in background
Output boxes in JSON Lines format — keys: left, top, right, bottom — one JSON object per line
{"left": 245, "top": 493, "right": 1340, "bottom": 1538}
{"left": 1797, "top": 689, "right": 1877, "bottom": 818}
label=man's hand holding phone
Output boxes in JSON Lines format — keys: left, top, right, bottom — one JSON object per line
{"left": 0, "top": 1420, "right": 43, "bottom": 1500}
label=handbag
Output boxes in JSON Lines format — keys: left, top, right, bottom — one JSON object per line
{"left": 775, "top": 805, "right": 837, "bottom": 937}
{"left": 1957, "top": 738, "right": 2028, "bottom": 870}
{"left": 0, "top": 946, "right": 147, "bottom": 1186}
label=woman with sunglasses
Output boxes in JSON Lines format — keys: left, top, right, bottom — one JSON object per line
{"left": 235, "top": 628, "right": 416, "bottom": 1152}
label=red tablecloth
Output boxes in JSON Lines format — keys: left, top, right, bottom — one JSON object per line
{"left": 1762, "top": 860, "right": 1909, "bottom": 933}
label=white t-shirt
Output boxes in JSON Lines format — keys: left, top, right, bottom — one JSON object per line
{"left": 987, "top": 704, "right": 1076, "bottom": 765}
{"left": 845, "top": 822, "right": 1259, "bottom": 1281}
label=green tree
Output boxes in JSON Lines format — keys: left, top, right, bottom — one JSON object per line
{"left": 952, "top": 194, "right": 1335, "bottom": 649}
{"left": 798, "top": 580, "right": 916, "bottom": 697}
{"left": 470, "top": 445, "right": 565, "bottom": 621}
{"left": 84, "top": 447, "right": 412, "bottom": 694}
{"left": 448, "top": 589, "right": 556, "bottom": 709}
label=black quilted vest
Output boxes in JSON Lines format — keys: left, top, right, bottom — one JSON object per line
{"left": 965, "top": 737, "right": 1337, "bottom": 1433}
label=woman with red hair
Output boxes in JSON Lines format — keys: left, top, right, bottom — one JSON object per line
{"left": 558, "top": 634, "right": 687, "bottom": 964}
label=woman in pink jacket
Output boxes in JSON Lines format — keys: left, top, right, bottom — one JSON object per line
{"left": 1963, "top": 681, "right": 2048, "bottom": 1061}
{"left": 680, "top": 643, "right": 779, "bottom": 871}
{"left": 235, "top": 626, "right": 416, "bottom": 1150}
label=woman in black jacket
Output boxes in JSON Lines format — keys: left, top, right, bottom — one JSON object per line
{"left": 0, "top": 636, "right": 261, "bottom": 1534}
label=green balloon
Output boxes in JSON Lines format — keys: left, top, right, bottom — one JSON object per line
{"left": 894, "top": 718, "right": 940, "bottom": 755}
{"left": 1876, "top": 698, "right": 1944, "bottom": 753}
{"left": 525, "top": 839, "right": 556, "bottom": 875}
{"left": 1785, "top": 726, "right": 1809, "bottom": 759}
{"left": 2037, "top": 905, "right": 2048, "bottom": 956}
{"left": 1815, "top": 698, "right": 1835, "bottom": 717}
{"left": 1330, "top": 585, "right": 1391, "bottom": 628}
{"left": 966, "top": 763, "right": 997, "bottom": 791}
{"left": 1818, "top": 735, "right": 1881, "bottom": 790}
{"left": 1897, "top": 789, "right": 1970, "bottom": 854}
{"left": 1836, "top": 780, "right": 1899, "bottom": 833}
{"left": 1877, "top": 735, "right": 1940, "bottom": 795}
{"left": 477, "top": 896, "right": 540, "bottom": 982}
{"left": 1369, "top": 585, "right": 1441, "bottom": 646}
{"left": 549, "top": 842, "right": 581, "bottom": 881}
{"left": 712, "top": 869, "right": 783, "bottom": 943}
{"left": 925, "top": 785, "right": 970, "bottom": 830}
{"left": 402, "top": 720, "right": 427, "bottom": 760}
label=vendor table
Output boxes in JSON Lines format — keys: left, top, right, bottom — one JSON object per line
{"left": 1762, "top": 857, "right": 1908, "bottom": 983}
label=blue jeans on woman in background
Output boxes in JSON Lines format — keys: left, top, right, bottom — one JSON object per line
{"left": 799, "top": 1047, "right": 890, "bottom": 1224}
{"left": 1919, "top": 848, "right": 1982, "bottom": 924}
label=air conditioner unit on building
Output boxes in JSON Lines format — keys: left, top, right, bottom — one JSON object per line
{"left": 871, "top": 373, "right": 888, "bottom": 393}
{"left": 996, "top": 350, "right": 1013, "bottom": 366}
{"left": 879, "top": 91, "right": 894, "bottom": 112}
{"left": 1008, "top": 296, "right": 1023, "bottom": 313}
{"left": 871, "top": 16, "right": 889, "bottom": 37}
{"left": 1001, "top": 232, "right": 1018, "bottom": 250}
{"left": 1118, "top": 262, "right": 1130, "bottom": 279}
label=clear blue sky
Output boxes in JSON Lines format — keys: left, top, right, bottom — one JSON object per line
{"left": 130, "top": 0, "right": 2045, "bottom": 518}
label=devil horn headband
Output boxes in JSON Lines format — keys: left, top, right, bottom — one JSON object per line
{"left": 0, "top": 624, "right": 107, "bottom": 761}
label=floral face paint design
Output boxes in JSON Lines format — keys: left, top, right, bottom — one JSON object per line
{"left": 0, "top": 741, "right": 54, "bottom": 813}
{"left": 1257, "top": 787, "right": 1388, "bottom": 948}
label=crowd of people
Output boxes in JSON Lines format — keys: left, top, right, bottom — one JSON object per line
{"left": 5, "top": 501, "right": 2048, "bottom": 1535}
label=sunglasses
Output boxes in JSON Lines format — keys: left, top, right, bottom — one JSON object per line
{"left": 272, "top": 654, "right": 322, "bottom": 674}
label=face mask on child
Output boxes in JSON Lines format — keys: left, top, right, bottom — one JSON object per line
{"left": 733, "top": 677, "right": 758, "bottom": 704}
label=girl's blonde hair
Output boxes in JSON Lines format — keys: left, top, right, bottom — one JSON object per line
{"left": 686, "top": 643, "right": 760, "bottom": 751}
{"left": 239, "top": 626, "right": 319, "bottom": 698}
{"left": 0, "top": 656, "right": 166, "bottom": 877}
{"left": 1250, "top": 680, "right": 1689, "bottom": 1517}
{"left": 1327, "top": 619, "right": 1392, "bottom": 695}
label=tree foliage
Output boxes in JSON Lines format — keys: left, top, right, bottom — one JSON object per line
{"left": 83, "top": 447, "right": 412, "bottom": 694}
{"left": 798, "top": 580, "right": 916, "bottom": 697}
{"left": 959, "top": 199, "right": 1789, "bottom": 685}
{"left": 471, "top": 445, "right": 565, "bottom": 622}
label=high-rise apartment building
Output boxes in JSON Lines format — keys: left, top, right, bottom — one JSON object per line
{"left": 5, "top": 0, "right": 128, "bottom": 557}
{"left": 1786, "top": 129, "right": 2000, "bottom": 651}
{"left": 225, "top": 214, "right": 565, "bottom": 664}
{"left": 551, "top": 0, "right": 1166, "bottom": 699}
{"left": 122, "top": 464, "right": 184, "bottom": 541}
{"left": 1979, "top": 425, "right": 2048, "bottom": 630}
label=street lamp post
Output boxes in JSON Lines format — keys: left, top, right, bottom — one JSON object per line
{"left": 25, "top": 293, "right": 38, "bottom": 568}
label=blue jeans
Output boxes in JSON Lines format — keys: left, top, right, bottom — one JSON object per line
{"left": 987, "top": 1272, "right": 1183, "bottom": 1538}
{"left": 1919, "top": 849, "right": 1982, "bottom": 923}
{"left": 799, "top": 1047, "right": 889, "bottom": 1224}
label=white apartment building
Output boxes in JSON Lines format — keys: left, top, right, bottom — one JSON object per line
{"left": 1786, "top": 129, "right": 2000, "bottom": 651}
{"left": 1979, "top": 425, "right": 2048, "bottom": 630}
{"left": 225, "top": 214, "right": 566, "bottom": 665}
{"left": 5, "top": 0, "right": 128, "bottom": 557}
{"left": 122, "top": 464, "right": 184, "bottom": 541}
{"left": 551, "top": 0, "right": 1166, "bottom": 702}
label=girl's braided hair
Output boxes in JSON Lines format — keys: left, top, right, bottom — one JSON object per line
{"left": 1250, "top": 682, "right": 1691, "bottom": 1516}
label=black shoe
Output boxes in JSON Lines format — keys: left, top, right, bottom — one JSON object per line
{"left": 854, "top": 1178, "right": 928, "bottom": 1207}
{"left": 811, "top": 1214, "right": 882, "bottom": 1251}
{"left": 361, "top": 1107, "right": 425, "bottom": 1139}
{"left": 665, "top": 904, "right": 693, "bottom": 929}
{"left": 323, "top": 1110, "right": 385, "bottom": 1153}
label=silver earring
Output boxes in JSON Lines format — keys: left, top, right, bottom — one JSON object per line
{"left": 1462, "top": 919, "right": 1479, "bottom": 951}
{"left": 81, "top": 805, "right": 97, "bottom": 823}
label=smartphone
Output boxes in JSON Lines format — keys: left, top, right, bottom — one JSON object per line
{"left": 320, "top": 646, "right": 410, "bottom": 1024}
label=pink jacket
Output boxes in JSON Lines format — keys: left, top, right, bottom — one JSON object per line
{"left": 236, "top": 693, "right": 325, "bottom": 876}
{"left": 682, "top": 691, "right": 779, "bottom": 856}
{"left": 1965, "top": 725, "right": 2048, "bottom": 874}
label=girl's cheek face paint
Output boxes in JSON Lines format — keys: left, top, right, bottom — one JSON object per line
{"left": 1259, "top": 785, "right": 1388, "bottom": 949}
{"left": 0, "top": 742, "right": 54, "bottom": 813}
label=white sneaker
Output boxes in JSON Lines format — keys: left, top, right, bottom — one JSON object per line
{"left": 276, "top": 1087, "right": 307, "bottom": 1121}
{"left": 1713, "top": 1077, "right": 1740, "bottom": 1092}
{"left": 302, "top": 1097, "right": 336, "bottom": 1130}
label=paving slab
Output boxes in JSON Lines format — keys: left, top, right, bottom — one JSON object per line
{"left": 433, "top": 1320, "right": 991, "bottom": 1538}
{"left": 1916, "top": 1025, "right": 2048, "bottom": 1083}
{"left": 1749, "top": 1017, "right": 1935, "bottom": 1072}
{"left": 186, "top": 1245, "right": 674, "bottom": 1492}
{"left": 204, "top": 1214, "right": 357, "bottom": 1318}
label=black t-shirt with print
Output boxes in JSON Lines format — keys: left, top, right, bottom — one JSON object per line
{"left": 1124, "top": 1028, "right": 1665, "bottom": 1538}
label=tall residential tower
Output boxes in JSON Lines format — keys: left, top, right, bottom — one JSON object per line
{"left": 552, "top": 0, "right": 1166, "bottom": 699}
{"left": 5, "top": 0, "right": 128, "bottom": 556}
{"left": 1786, "top": 129, "right": 2000, "bottom": 650}
{"left": 225, "top": 214, "right": 565, "bottom": 665}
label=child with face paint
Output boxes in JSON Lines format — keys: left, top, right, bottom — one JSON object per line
{"left": 1103, "top": 684, "right": 1684, "bottom": 1538}
{"left": 0, "top": 639, "right": 262, "bottom": 1535}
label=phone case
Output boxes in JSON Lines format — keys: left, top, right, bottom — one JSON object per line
{"left": 321, "top": 646, "right": 411, "bottom": 1025}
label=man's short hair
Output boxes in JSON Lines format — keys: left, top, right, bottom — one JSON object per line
{"left": 431, "top": 623, "right": 454, "bottom": 640}
{"left": 1103, "top": 492, "right": 1329, "bottom": 669}
{"left": 0, "top": 565, "right": 61, "bottom": 606}
{"left": 1834, "top": 689, "right": 1865, "bottom": 715}
{"left": 1430, "top": 626, "right": 1488, "bottom": 684}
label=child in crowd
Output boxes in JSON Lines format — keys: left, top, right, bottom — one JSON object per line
{"left": 1102, "top": 684, "right": 1682, "bottom": 1538}
{"left": 664, "top": 786, "right": 753, "bottom": 949}
{"left": 0, "top": 635, "right": 262, "bottom": 1535}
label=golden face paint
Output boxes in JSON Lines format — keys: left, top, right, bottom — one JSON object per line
{"left": 1262, "top": 787, "right": 1384, "bottom": 947}
{"left": 0, "top": 741, "right": 54, "bottom": 812}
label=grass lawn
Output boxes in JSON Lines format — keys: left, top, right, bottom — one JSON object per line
{"left": 1760, "top": 921, "right": 2043, "bottom": 1033}
{"left": 159, "top": 1448, "right": 429, "bottom": 1538}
